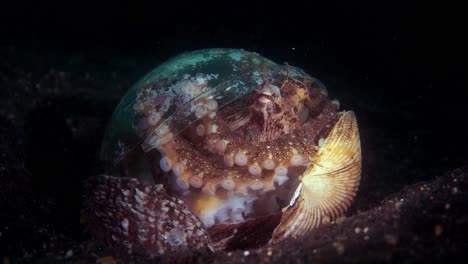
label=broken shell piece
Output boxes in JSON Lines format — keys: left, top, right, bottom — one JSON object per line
{"left": 83, "top": 176, "right": 210, "bottom": 256}
{"left": 271, "top": 111, "right": 361, "bottom": 242}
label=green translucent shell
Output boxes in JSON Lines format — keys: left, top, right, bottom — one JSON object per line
{"left": 101, "top": 48, "right": 320, "bottom": 165}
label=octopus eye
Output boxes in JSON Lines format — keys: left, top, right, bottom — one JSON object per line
{"left": 258, "top": 95, "right": 272, "bottom": 104}
{"left": 91, "top": 48, "right": 361, "bottom": 255}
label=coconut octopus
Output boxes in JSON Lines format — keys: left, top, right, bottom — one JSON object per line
{"left": 83, "top": 49, "right": 361, "bottom": 256}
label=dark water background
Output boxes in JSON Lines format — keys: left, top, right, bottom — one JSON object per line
{"left": 1, "top": 1, "right": 466, "bottom": 262}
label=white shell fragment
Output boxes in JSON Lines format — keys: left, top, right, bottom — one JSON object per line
{"left": 272, "top": 111, "right": 361, "bottom": 242}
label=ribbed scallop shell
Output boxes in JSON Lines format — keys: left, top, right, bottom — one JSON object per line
{"left": 271, "top": 111, "right": 361, "bottom": 242}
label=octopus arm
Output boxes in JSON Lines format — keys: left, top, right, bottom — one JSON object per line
{"left": 271, "top": 111, "right": 361, "bottom": 242}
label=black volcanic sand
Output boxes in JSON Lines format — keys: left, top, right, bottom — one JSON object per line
{"left": 1, "top": 47, "right": 467, "bottom": 263}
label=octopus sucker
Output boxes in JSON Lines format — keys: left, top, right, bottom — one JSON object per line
{"left": 249, "top": 181, "right": 265, "bottom": 191}
{"left": 223, "top": 154, "right": 235, "bottom": 167}
{"left": 216, "top": 140, "right": 228, "bottom": 154}
{"left": 262, "top": 159, "right": 276, "bottom": 170}
{"left": 271, "top": 111, "right": 361, "bottom": 242}
{"left": 189, "top": 175, "right": 204, "bottom": 188}
{"left": 221, "top": 178, "right": 236, "bottom": 190}
{"left": 175, "top": 176, "right": 190, "bottom": 190}
{"left": 248, "top": 163, "right": 262, "bottom": 175}
{"left": 159, "top": 156, "right": 172, "bottom": 172}
{"left": 87, "top": 49, "right": 362, "bottom": 256}
{"left": 234, "top": 152, "right": 249, "bottom": 166}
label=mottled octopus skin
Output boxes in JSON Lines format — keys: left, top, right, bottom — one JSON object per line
{"left": 84, "top": 49, "right": 361, "bottom": 256}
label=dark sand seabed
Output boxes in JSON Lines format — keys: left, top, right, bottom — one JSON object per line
{"left": 0, "top": 2, "right": 467, "bottom": 263}
{"left": 0, "top": 46, "right": 467, "bottom": 263}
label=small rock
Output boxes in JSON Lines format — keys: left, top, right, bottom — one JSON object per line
{"left": 97, "top": 256, "right": 117, "bottom": 264}
{"left": 451, "top": 187, "right": 458, "bottom": 195}
{"left": 65, "top": 250, "right": 73, "bottom": 258}
{"left": 384, "top": 234, "right": 398, "bottom": 245}
{"left": 395, "top": 201, "right": 403, "bottom": 209}
{"left": 434, "top": 224, "right": 443, "bottom": 236}
{"left": 332, "top": 242, "right": 345, "bottom": 255}
{"left": 267, "top": 248, "right": 273, "bottom": 256}
{"left": 335, "top": 216, "right": 347, "bottom": 224}
{"left": 322, "top": 216, "right": 331, "bottom": 224}
{"left": 354, "top": 227, "right": 361, "bottom": 234}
